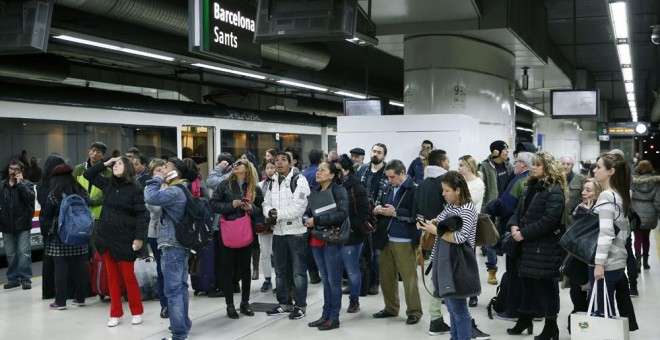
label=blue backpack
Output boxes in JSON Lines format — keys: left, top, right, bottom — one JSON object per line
{"left": 58, "top": 194, "right": 94, "bottom": 246}
{"left": 173, "top": 184, "right": 215, "bottom": 253}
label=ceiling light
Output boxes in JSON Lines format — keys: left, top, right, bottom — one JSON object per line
{"left": 622, "top": 67, "right": 633, "bottom": 81}
{"left": 191, "top": 63, "right": 266, "bottom": 80}
{"left": 54, "top": 35, "right": 175, "bottom": 62}
{"left": 515, "top": 101, "right": 545, "bottom": 116}
{"left": 276, "top": 80, "right": 328, "bottom": 92}
{"left": 627, "top": 93, "right": 636, "bottom": 101}
{"left": 389, "top": 100, "right": 404, "bottom": 107}
{"left": 616, "top": 43, "right": 632, "bottom": 65}
{"left": 516, "top": 127, "right": 534, "bottom": 133}
{"left": 625, "top": 82, "right": 634, "bottom": 93}
{"left": 609, "top": 2, "right": 629, "bottom": 39}
{"left": 336, "top": 91, "right": 366, "bottom": 99}
{"left": 629, "top": 100, "right": 636, "bottom": 107}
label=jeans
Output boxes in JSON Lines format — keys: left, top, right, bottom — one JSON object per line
{"left": 485, "top": 245, "right": 497, "bottom": 270}
{"left": 312, "top": 245, "right": 342, "bottom": 321}
{"left": 272, "top": 234, "right": 308, "bottom": 309}
{"left": 54, "top": 254, "right": 88, "bottom": 306}
{"left": 588, "top": 267, "right": 625, "bottom": 317}
{"left": 161, "top": 246, "right": 192, "bottom": 340}
{"left": 4, "top": 230, "right": 33, "bottom": 284}
{"left": 339, "top": 242, "right": 364, "bottom": 302}
{"left": 148, "top": 237, "right": 167, "bottom": 308}
{"left": 444, "top": 297, "right": 472, "bottom": 340}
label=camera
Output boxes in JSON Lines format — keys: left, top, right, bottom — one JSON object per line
{"left": 652, "top": 25, "right": 660, "bottom": 45}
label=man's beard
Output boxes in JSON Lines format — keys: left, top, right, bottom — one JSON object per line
{"left": 371, "top": 156, "right": 383, "bottom": 165}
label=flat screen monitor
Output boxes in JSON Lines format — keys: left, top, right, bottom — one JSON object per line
{"left": 550, "top": 90, "right": 599, "bottom": 119}
{"left": 344, "top": 99, "right": 382, "bottom": 116}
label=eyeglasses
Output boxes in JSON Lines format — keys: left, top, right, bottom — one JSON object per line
{"left": 232, "top": 161, "right": 246, "bottom": 167}
{"left": 8, "top": 166, "right": 21, "bottom": 172}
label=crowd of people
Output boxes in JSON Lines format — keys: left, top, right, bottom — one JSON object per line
{"left": 0, "top": 139, "right": 654, "bottom": 340}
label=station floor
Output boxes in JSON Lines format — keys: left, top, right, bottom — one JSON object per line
{"left": 1, "top": 232, "right": 659, "bottom": 340}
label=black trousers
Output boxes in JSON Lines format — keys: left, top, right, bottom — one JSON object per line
{"left": 218, "top": 240, "right": 252, "bottom": 305}
{"left": 42, "top": 253, "right": 56, "bottom": 299}
{"left": 520, "top": 277, "right": 560, "bottom": 319}
{"left": 54, "top": 254, "right": 88, "bottom": 306}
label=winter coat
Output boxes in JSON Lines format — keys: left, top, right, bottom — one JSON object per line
{"left": 210, "top": 179, "right": 264, "bottom": 234}
{"left": 631, "top": 174, "right": 660, "bottom": 229}
{"left": 262, "top": 169, "right": 311, "bottom": 236}
{"left": 479, "top": 156, "right": 514, "bottom": 212}
{"left": 563, "top": 171, "right": 586, "bottom": 227}
{"left": 508, "top": 180, "right": 565, "bottom": 280}
{"left": 373, "top": 176, "right": 418, "bottom": 250}
{"left": 306, "top": 181, "right": 349, "bottom": 235}
{"left": 407, "top": 157, "right": 425, "bottom": 185}
{"left": 412, "top": 165, "right": 447, "bottom": 220}
{"left": 84, "top": 162, "right": 148, "bottom": 261}
{"left": 0, "top": 179, "right": 35, "bottom": 233}
{"left": 341, "top": 174, "right": 369, "bottom": 245}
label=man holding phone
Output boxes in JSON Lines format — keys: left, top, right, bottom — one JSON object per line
{"left": 0, "top": 159, "right": 36, "bottom": 289}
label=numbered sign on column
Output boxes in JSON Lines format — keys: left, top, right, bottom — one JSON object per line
{"left": 450, "top": 83, "right": 466, "bottom": 112}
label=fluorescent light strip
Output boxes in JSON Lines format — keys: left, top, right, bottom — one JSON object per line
{"left": 191, "top": 63, "right": 266, "bottom": 80}
{"left": 627, "top": 93, "right": 636, "bottom": 101}
{"left": 515, "top": 101, "right": 545, "bottom": 116}
{"left": 625, "top": 82, "right": 634, "bottom": 93}
{"left": 389, "top": 100, "right": 404, "bottom": 107}
{"left": 276, "top": 80, "right": 328, "bottom": 92}
{"left": 622, "top": 68, "right": 633, "bottom": 81}
{"left": 516, "top": 127, "right": 534, "bottom": 133}
{"left": 609, "top": 2, "right": 629, "bottom": 39}
{"left": 336, "top": 91, "right": 366, "bottom": 99}
{"left": 616, "top": 43, "right": 632, "bottom": 65}
{"left": 54, "top": 35, "right": 175, "bottom": 62}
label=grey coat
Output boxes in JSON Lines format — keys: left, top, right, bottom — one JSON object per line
{"left": 632, "top": 174, "right": 660, "bottom": 229}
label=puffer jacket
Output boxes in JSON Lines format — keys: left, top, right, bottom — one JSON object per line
{"left": 632, "top": 174, "right": 660, "bottom": 229}
{"left": 262, "top": 169, "right": 311, "bottom": 235}
{"left": 0, "top": 179, "right": 35, "bottom": 233}
{"left": 210, "top": 179, "right": 264, "bottom": 231}
{"left": 508, "top": 180, "right": 565, "bottom": 279}
{"left": 84, "top": 162, "right": 148, "bottom": 261}
{"left": 343, "top": 174, "right": 370, "bottom": 245}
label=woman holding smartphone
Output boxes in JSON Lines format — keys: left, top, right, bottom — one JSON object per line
{"left": 210, "top": 159, "right": 264, "bottom": 319}
{"left": 84, "top": 156, "right": 147, "bottom": 327}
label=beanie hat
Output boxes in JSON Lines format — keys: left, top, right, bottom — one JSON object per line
{"left": 51, "top": 164, "right": 73, "bottom": 177}
{"left": 489, "top": 140, "right": 508, "bottom": 157}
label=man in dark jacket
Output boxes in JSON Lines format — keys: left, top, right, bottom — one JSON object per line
{"left": 407, "top": 140, "right": 433, "bottom": 185}
{"left": 0, "top": 159, "right": 36, "bottom": 289}
{"left": 372, "top": 160, "right": 422, "bottom": 325}
{"left": 132, "top": 153, "right": 149, "bottom": 188}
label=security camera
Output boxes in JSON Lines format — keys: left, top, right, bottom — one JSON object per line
{"left": 652, "top": 25, "right": 660, "bottom": 45}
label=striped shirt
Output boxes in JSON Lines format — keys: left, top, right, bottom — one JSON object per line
{"left": 436, "top": 201, "right": 478, "bottom": 248}
{"left": 594, "top": 190, "right": 629, "bottom": 270}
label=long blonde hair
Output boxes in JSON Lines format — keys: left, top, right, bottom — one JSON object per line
{"left": 458, "top": 155, "right": 480, "bottom": 178}
{"left": 529, "top": 151, "right": 568, "bottom": 198}
{"left": 227, "top": 160, "right": 258, "bottom": 202}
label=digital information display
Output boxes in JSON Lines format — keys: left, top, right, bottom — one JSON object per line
{"left": 550, "top": 90, "right": 599, "bottom": 119}
{"left": 344, "top": 99, "right": 382, "bottom": 116}
{"left": 189, "top": 0, "right": 261, "bottom": 66}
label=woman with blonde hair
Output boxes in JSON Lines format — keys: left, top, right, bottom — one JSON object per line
{"left": 507, "top": 151, "right": 566, "bottom": 340}
{"left": 458, "top": 155, "right": 485, "bottom": 212}
{"left": 210, "top": 159, "right": 264, "bottom": 319}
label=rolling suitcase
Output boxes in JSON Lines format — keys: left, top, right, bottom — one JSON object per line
{"left": 92, "top": 252, "right": 126, "bottom": 301}
{"left": 190, "top": 239, "right": 217, "bottom": 295}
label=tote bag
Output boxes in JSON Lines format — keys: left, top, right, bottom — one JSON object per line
{"left": 571, "top": 281, "right": 629, "bottom": 340}
{"left": 220, "top": 213, "right": 254, "bottom": 248}
{"left": 560, "top": 198, "right": 619, "bottom": 264}
{"left": 475, "top": 213, "right": 499, "bottom": 246}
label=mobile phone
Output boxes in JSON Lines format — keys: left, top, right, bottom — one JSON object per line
{"left": 165, "top": 170, "right": 178, "bottom": 181}
{"left": 241, "top": 197, "right": 250, "bottom": 203}
{"left": 416, "top": 214, "right": 426, "bottom": 223}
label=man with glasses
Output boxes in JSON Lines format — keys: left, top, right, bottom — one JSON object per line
{"left": 0, "top": 159, "right": 36, "bottom": 289}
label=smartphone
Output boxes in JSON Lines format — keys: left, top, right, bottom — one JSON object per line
{"left": 416, "top": 214, "right": 426, "bottom": 224}
{"left": 165, "top": 170, "right": 178, "bottom": 181}
{"left": 241, "top": 197, "right": 250, "bottom": 203}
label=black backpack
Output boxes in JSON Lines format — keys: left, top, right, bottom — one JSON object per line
{"left": 172, "top": 184, "right": 214, "bottom": 253}
{"left": 486, "top": 271, "right": 509, "bottom": 319}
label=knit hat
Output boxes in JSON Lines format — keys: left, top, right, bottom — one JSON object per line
{"left": 489, "top": 140, "right": 508, "bottom": 157}
{"left": 51, "top": 164, "right": 73, "bottom": 177}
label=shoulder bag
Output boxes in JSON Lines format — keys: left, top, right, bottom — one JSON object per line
{"left": 475, "top": 213, "right": 499, "bottom": 246}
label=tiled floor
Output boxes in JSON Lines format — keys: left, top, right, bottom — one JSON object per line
{"left": 1, "top": 231, "right": 658, "bottom": 340}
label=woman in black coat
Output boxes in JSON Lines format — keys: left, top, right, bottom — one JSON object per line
{"left": 507, "top": 151, "right": 566, "bottom": 340}
{"left": 84, "top": 156, "right": 147, "bottom": 327}
{"left": 334, "top": 154, "right": 370, "bottom": 313}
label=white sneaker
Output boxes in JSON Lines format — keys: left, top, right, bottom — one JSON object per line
{"left": 131, "top": 314, "right": 143, "bottom": 325}
{"left": 107, "top": 317, "right": 121, "bottom": 327}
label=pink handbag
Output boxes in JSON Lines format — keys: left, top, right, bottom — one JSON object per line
{"left": 220, "top": 213, "right": 254, "bottom": 248}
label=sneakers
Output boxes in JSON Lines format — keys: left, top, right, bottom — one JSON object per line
{"left": 368, "top": 285, "right": 379, "bottom": 295}
{"left": 495, "top": 312, "right": 518, "bottom": 322}
{"left": 21, "top": 283, "right": 32, "bottom": 290}
{"left": 429, "top": 318, "right": 450, "bottom": 335}
{"left": 132, "top": 314, "right": 143, "bottom": 325}
{"left": 71, "top": 299, "right": 86, "bottom": 307}
{"left": 469, "top": 296, "right": 478, "bottom": 307}
{"left": 107, "top": 317, "right": 121, "bottom": 327}
{"left": 260, "top": 280, "right": 272, "bottom": 292}
{"left": 288, "top": 307, "right": 306, "bottom": 320}
{"left": 4, "top": 282, "right": 20, "bottom": 289}
{"left": 266, "top": 306, "right": 292, "bottom": 316}
{"left": 49, "top": 302, "right": 67, "bottom": 310}
{"left": 347, "top": 300, "right": 360, "bottom": 313}
{"left": 309, "top": 271, "right": 321, "bottom": 284}
{"left": 472, "top": 324, "right": 490, "bottom": 340}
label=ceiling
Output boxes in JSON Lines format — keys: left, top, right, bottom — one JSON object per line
{"left": 0, "top": 0, "right": 657, "bottom": 121}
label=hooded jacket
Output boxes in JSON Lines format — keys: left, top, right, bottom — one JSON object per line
{"left": 262, "top": 168, "right": 310, "bottom": 236}
{"left": 632, "top": 174, "right": 660, "bottom": 229}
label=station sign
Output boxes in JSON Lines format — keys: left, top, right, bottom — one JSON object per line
{"left": 598, "top": 122, "right": 649, "bottom": 138}
{"left": 189, "top": 0, "right": 261, "bottom": 66}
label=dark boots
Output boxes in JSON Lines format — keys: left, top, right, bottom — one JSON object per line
{"left": 534, "top": 318, "right": 559, "bottom": 340}
{"left": 507, "top": 313, "right": 533, "bottom": 335}
{"left": 643, "top": 255, "right": 650, "bottom": 270}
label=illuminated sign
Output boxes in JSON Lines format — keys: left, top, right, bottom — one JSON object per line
{"left": 189, "top": 0, "right": 261, "bottom": 66}
{"left": 599, "top": 122, "right": 649, "bottom": 137}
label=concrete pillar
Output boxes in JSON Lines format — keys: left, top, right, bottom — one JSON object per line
{"left": 535, "top": 117, "right": 582, "bottom": 170}
{"left": 403, "top": 35, "right": 516, "bottom": 155}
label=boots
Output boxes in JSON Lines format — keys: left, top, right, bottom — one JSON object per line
{"left": 252, "top": 248, "right": 260, "bottom": 280}
{"left": 507, "top": 313, "right": 533, "bottom": 335}
{"left": 643, "top": 255, "right": 650, "bottom": 270}
{"left": 487, "top": 268, "right": 498, "bottom": 285}
{"left": 534, "top": 318, "right": 559, "bottom": 340}
{"left": 636, "top": 257, "right": 642, "bottom": 271}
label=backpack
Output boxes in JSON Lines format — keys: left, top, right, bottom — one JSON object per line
{"left": 173, "top": 184, "right": 215, "bottom": 253}
{"left": 486, "top": 270, "right": 509, "bottom": 319}
{"left": 267, "top": 173, "right": 299, "bottom": 193}
{"left": 58, "top": 194, "right": 94, "bottom": 246}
